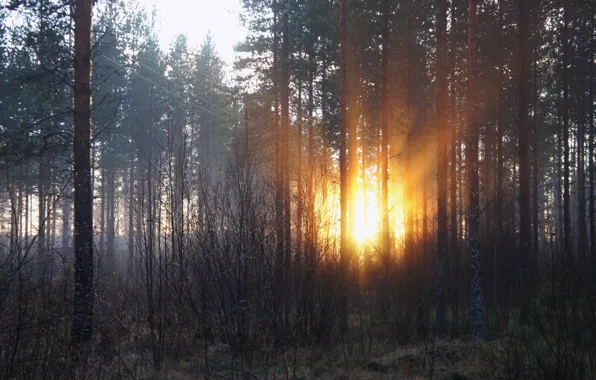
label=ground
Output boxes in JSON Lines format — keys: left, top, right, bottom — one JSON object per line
{"left": 156, "top": 339, "right": 495, "bottom": 380}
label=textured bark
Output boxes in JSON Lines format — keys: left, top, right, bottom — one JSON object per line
{"left": 380, "top": 0, "right": 390, "bottom": 309}
{"left": 272, "top": 3, "right": 284, "bottom": 291}
{"left": 405, "top": 19, "right": 414, "bottom": 255}
{"left": 307, "top": 51, "right": 315, "bottom": 264}
{"left": 281, "top": 4, "right": 291, "bottom": 286}
{"left": 556, "top": 127, "right": 564, "bottom": 254}
{"left": 339, "top": 0, "right": 349, "bottom": 335}
{"left": 496, "top": 0, "right": 505, "bottom": 273}
{"left": 467, "top": 0, "right": 484, "bottom": 340}
{"left": 106, "top": 169, "right": 116, "bottom": 272}
{"left": 38, "top": 159, "right": 45, "bottom": 266}
{"left": 297, "top": 82, "right": 303, "bottom": 263}
{"left": 435, "top": 0, "right": 448, "bottom": 336}
{"left": 532, "top": 61, "right": 540, "bottom": 262}
{"left": 128, "top": 131, "right": 135, "bottom": 265}
{"left": 518, "top": 0, "right": 532, "bottom": 291}
{"left": 590, "top": 46, "right": 595, "bottom": 266}
{"left": 99, "top": 163, "right": 105, "bottom": 256}
{"left": 25, "top": 160, "right": 29, "bottom": 246}
{"left": 62, "top": 165, "right": 72, "bottom": 251}
{"left": 449, "top": 0, "right": 458, "bottom": 257}
{"left": 578, "top": 99, "right": 588, "bottom": 260}
{"left": 72, "top": 0, "right": 94, "bottom": 347}
{"left": 562, "top": 3, "right": 571, "bottom": 266}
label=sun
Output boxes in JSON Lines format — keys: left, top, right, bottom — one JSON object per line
{"left": 352, "top": 186, "right": 380, "bottom": 244}
{"left": 351, "top": 181, "right": 406, "bottom": 246}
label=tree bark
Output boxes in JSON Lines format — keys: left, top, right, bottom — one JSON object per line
{"left": 532, "top": 60, "right": 540, "bottom": 264}
{"left": 467, "top": 0, "right": 484, "bottom": 340}
{"left": 107, "top": 168, "right": 116, "bottom": 273}
{"left": 281, "top": 2, "right": 291, "bottom": 294}
{"left": 562, "top": 2, "right": 571, "bottom": 267}
{"left": 339, "top": 0, "right": 349, "bottom": 335}
{"left": 589, "top": 43, "right": 595, "bottom": 267}
{"left": 518, "top": 0, "right": 532, "bottom": 291}
{"left": 380, "top": 0, "right": 391, "bottom": 316}
{"left": 128, "top": 131, "right": 135, "bottom": 268}
{"left": 72, "top": 0, "right": 94, "bottom": 347}
{"left": 435, "top": 0, "right": 448, "bottom": 336}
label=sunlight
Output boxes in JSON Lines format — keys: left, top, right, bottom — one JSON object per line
{"left": 352, "top": 186, "right": 379, "bottom": 244}
{"left": 350, "top": 179, "right": 406, "bottom": 246}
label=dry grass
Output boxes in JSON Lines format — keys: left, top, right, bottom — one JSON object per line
{"left": 147, "top": 338, "right": 496, "bottom": 380}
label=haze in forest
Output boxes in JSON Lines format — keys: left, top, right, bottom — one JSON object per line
{"left": 136, "top": 0, "right": 246, "bottom": 65}
{"left": 0, "top": 0, "right": 595, "bottom": 379}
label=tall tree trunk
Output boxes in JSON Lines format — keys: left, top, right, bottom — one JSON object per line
{"left": 449, "top": 0, "right": 458, "bottom": 258}
{"left": 17, "top": 171, "right": 23, "bottom": 257}
{"left": 532, "top": 60, "right": 540, "bottom": 264}
{"left": 307, "top": 51, "right": 315, "bottom": 264}
{"left": 589, "top": 45, "right": 595, "bottom": 267}
{"left": 380, "top": 0, "right": 391, "bottom": 316}
{"left": 405, "top": 18, "right": 414, "bottom": 256}
{"left": 467, "top": 0, "right": 484, "bottom": 340}
{"left": 107, "top": 169, "right": 116, "bottom": 273}
{"left": 557, "top": 126, "right": 564, "bottom": 254}
{"left": 305, "top": 51, "right": 316, "bottom": 333}
{"left": 435, "top": 0, "right": 448, "bottom": 336}
{"left": 518, "top": 0, "right": 532, "bottom": 292}
{"left": 25, "top": 159, "right": 29, "bottom": 246}
{"left": 281, "top": 3, "right": 291, "bottom": 295}
{"left": 496, "top": 0, "right": 505, "bottom": 306}
{"left": 50, "top": 179, "right": 57, "bottom": 252}
{"left": 72, "top": 0, "right": 94, "bottom": 347}
{"left": 100, "top": 162, "right": 106, "bottom": 256}
{"left": 272, "top": 3, "right": 284, "bottom": 298}
{"left": 128, "top": 132, "right": 135, "bottom": 268}
{"left": 578, "top": 94, "right": 588, "bottom": 261}
{"left": 62, "top": 163, "right": 72, "bottom": 252}
{"left": 532, "top": 60, "right": 541, "bottom": 262}
{"left": 297, "top": 81, "right": 303, "bottom": 266}
{"left": 38, "top": 159, "right": 46, "bottom": 268}
{"left": 339, "top": 0, "right": 349, "bottom": 335}
{"left": 562, "top": 2, "right": 571, "bottom": 267}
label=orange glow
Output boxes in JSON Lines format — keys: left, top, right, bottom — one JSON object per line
{"left": 317, "top": 171, "right": 407, "bottom": 249}
{"left": 350, "top": 181, "right": 405, "bottom": 246}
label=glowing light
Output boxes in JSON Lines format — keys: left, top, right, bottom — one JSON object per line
{"left": 350, "top": 179, "right": 406, "bottom": 246}
{"left": 352, "top": 186, "right": 380, "bottom": 244}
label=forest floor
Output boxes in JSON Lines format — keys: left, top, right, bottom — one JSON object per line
{"left": 161, "top": 339, "right": 495, "bottom": 380}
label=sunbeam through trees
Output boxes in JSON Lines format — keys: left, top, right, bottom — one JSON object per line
{"left": 0, "top": 0, "right": 595, "bottom": 378}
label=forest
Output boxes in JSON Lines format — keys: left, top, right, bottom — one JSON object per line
{"left": 0, "top": 0, "right": 595, "bottom": 378}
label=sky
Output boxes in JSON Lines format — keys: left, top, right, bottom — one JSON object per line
{"left": 136, "top": 0, "right": 248, "bottom": 67}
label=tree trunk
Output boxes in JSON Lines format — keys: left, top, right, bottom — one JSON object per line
{"left": 562, "top": 2, "right": 571, "bottom": 267}
{"left": 589, "top": 45, "right": 595, "bottom": 267}
{"left": 38, "top": 159, "right": 46, "bottom": 268}
{"left": 62, "top": 163, "right": 72, "bottom": 252}
{"left": 380, "top": 0, "right": 391, "bottom": 316}
{"left": 281, "top": 2, "right": 291, "bottom": 299}
{"left": 107, "top": 169, "right": 116, "bottom": 273}
{"left": 435, "top": 0, "right": 448, "bottom": 336}
{"left": 518, "top": 0, "right": 532, "bottom": 292}
{"left": 467, "top": 0, "right": 484, "bottom": 340}
{"left": 128, "top": 132, "right": 135, "bottom": 268}
{"left": 297, "top": 80, "right": 303, "bottom": 266}
{"left": 272, "top": 2, "right": 284, "bottom": 297}
{"left": 25, "top": 159, "right": 29, "bottom": 246}
{"left": 339, "top": 0, "right": 349, "bottom": 335}
{"left": 532, "top": 60, "right": 540, "bottom": 265}
{"left": 72, "top": 0, "right": 94, "bottom": 347}
{"left": 100, "top": 162, "right": 106, "bottom": 256}
{"left": 578, "top": 93, "right": 588, "bottom": 261}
